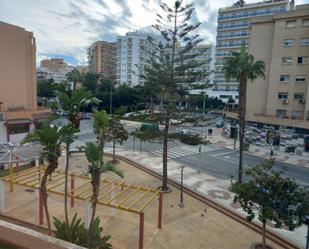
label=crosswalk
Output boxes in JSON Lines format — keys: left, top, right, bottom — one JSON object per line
{"left": 150, "top": 145, "right": 219, "bottom": 159}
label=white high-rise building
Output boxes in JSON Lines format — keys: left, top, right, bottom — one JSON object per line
{"left": 116, "top": 31, "right": 157, "bottom": 86}
{"left": 210, "top": 0, "right": 292, "bottom": 103}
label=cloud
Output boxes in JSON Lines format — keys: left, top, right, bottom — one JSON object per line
{"left": 0, "top": 0, "right": 308, "bottom": 65}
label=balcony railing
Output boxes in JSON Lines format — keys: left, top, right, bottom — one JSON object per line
{"left": 217, "top": 32, "right": 250, "bottom": 39}
{"left": 216, "top": 42, "right": 249, "bottom": 48}
{"left": 218, "top": 23, "right": 249, "bottom": 30}
{"left": 218, "top": 8, "right": 286, "bottom": 21}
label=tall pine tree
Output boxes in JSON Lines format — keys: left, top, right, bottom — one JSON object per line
{"left": 141, "top": 1, "right": 210, "bottom": 191}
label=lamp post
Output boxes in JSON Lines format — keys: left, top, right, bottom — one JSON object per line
{"left": 109, "top": 81, "right": 113, "bottom": 118}
{"left": 179, "top": 166, "right": 185, "bottom": 208}
{"left": 305, "top": 215, "right": 309, "bottom": 249}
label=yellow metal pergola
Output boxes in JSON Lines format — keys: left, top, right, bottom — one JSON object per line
{"left": 0, "top": 166, "right": 163, "bottom": 249}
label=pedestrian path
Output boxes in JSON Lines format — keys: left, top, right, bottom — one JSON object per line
{"left": 150, "top": 145, "right": 218, "bottom": 159}
{"left": 108, "top": 148, "right": 307, "bottom": 248}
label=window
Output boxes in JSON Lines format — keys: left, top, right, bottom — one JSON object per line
{"left": 286, "top": 20, "right": 296, "bottom": 28}
{"left": 291, "top": 111, "right": 303, "bottom": 119}
{"left": 9, "top": 124, "right": 29, "bottom": 134}
{"left": 297, "top": 56, "right": 309, "bottom": 64}
{"left": 294, "top": 93, "right": 304, "bottom": 100}
{"left": 295, "top": 75, "right": 306, "bottom": 82}
{"left": 276, "top": 109, "right": 287, "bottom": 118}
{"left": 302, "top": 19, "right": 309, "bottom": 27}
{"left": 300, "top": 38, "right": 309, "bottom": 46}
{"left": 278, "top": 92, "right": 288, "bottom": 100}
{"left": 279, "top": 75, "right": 290, "bottom": 82}
{"left": 282, "top": 57, "right": 292, "bottom": 65}
{"left": 283, "top": 39, "right": 294, "bottom": 47}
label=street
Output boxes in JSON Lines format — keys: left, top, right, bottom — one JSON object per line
{"left": 77, "top": 119, "right": 309, "bottom": 186}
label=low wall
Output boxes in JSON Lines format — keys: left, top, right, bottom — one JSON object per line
{"left": 0, "top": 220, "right": 86, "bottom": 249}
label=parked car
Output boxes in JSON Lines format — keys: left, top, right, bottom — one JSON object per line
{"left": 81, "top": 112, "right": 92, "bottom": 120}
{"left": 170, "top": 119, "right": 182, "bottom": 125}
{"left": 216, "top": 120, "right": 225, "bottom": 128}
{"left": 175, "top": 129, "right": 192, "bottom": 135}
{"left": 139, "top": 123, "right": 160, "bottom": 132}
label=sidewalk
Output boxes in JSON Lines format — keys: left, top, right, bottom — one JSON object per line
{"left": 106, "top": 147, "right": 308, "bottom": 249}
{"left": 207, "top": 128, "right": 309, "bottom": 168}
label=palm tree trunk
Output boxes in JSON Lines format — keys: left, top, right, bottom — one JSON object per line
{"left": 87, "top": 173, "right": 101, "bottom": 248}
{"left": 262, "top": 221, "right": 266, "bottom": 249}
{"left": 64, "top": 145, "right": 69, "bottom": 225}
{"left": 41, "top": 167, "right": 53, "bottom": 234}
{"left": 162, "top": 109, "right": 170, "bottom": 192}
{"left": 238, "top": 71, "right": 247, "bottom": 184}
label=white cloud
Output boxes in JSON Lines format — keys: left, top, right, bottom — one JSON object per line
{"left": 0, "top": 0, "right": 308, "bottom": 65}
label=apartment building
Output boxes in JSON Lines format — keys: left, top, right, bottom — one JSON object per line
{"left": 184, "top": 44, "right": 214, "bottom": 94}
{"left": 116, "top": 31, "right": 157, "bottom": 86}
{"left": 0, "top": 21, "right": 49, "bottom": 143}
{"left": 88, "top": 41, "right": 117, "bottom": 80}
{"left": 211, "top": 0, "right": 291, "bottom": 103}
{"left": 246, "top": 4, "right": 309, "bottom": 129}
{"left": 37, "top": 58, "right": 74, "bottom": 83}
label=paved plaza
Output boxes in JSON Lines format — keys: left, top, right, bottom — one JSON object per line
{"left": 1, "top": 154, "right": 289, "bottom": 249}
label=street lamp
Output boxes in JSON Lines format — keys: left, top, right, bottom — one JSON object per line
{"left": 109, "top": 81, "right": 113, "bottom": 118}
{"left": 305, "top": 215, "right": 309, "bottom": 249}
{"left": 179, "top": 166, "right": 185, "bottom": 208}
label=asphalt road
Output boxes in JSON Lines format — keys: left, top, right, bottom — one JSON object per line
{"left": 77, "top": 119, "right": 309, "bottom": 186}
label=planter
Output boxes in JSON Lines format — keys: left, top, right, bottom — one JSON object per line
{"left": 250, "top": 242, "right": 274, "bottom": 249}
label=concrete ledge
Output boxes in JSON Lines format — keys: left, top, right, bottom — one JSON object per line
{"left": 0, "top": 220, "right": 86, "bottom": 249}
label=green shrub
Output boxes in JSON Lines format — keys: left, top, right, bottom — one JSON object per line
{"left": 53, "top": 214, "right": 112, "bottom": 249}
{"left": 179, "top": 134, "right": 207, "bottom": 146}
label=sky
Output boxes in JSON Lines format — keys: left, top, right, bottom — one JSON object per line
{"left": 0, "top": 0, "right": 308, "bottom": 66}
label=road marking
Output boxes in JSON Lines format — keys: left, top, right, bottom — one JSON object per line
{"left": 212, "top": 151, "right": 235, "bottom": 157}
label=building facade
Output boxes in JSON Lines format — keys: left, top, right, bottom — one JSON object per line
{"left": 246, "top": 4, "right": 309, "bottom": 129}
{"left": 0, "top": 21, "right": 49, "bottom": 143}
{"left": 88, "top": 41, "right": 117, "bottom": 80}
{"left": 116, "top": 31, "right": 156, "bottom": 86}
{"left": 37, "top": 58, "right": 74, "bottom": 83}
{"left": 211, "top": 0, "right": 291, "bottom": 103}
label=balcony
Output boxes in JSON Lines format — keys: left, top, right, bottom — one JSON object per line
{"left": 217, "top": 32, "right": 250, "bottom": 40}
{"left": 218, "top": 7, "right": 286, "bottom": 21}
{"left": 216, "top": 42, "right": 249, "bottom": 49}
{"left": 217, "top": 23, "right": 250, "bottom": 30}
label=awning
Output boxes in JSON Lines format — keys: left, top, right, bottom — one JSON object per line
{"left": 6, "top": 119, "right": 32, "bottom": 125}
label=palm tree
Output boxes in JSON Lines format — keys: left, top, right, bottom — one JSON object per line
{"left": 56, "top": 89, "right": 100, "bottom": 129}
{"left": 222, "top": 45, "right": 265, "bottom": 183}
{"left": 66, "top": 69, "right": 83, "bottom": 90}
{"left": 62, "top": 125, "right": 79, "bottom": 225}
{"left": 93, "top": 110, "right": 109, "bottom": 149}
{"left": 85, "top": 142, "right": 123, "bottom": 248}
{"left": 23, "top": 124, "right": 68, "bottom": 234}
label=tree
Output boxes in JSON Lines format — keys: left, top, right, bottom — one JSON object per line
{"left": 62, "top": 125, "right": 79, "bottom": 225}
{"left": 66, "top": 69, "right": 83, "bottom": 90}
{"left": 231, "top": 160, "right": 309, "bottom": 249}
{"left": 141, "top": 1, "right": 209, "bottom": 191}
{"left": 23, "top": 124, "right": 68, "bottom": 234}
{"left": 93, "top": 110, "right": 109, "bottom": 149}
{"left": 107, "top": 117, "right": 128, "bottom": 162}
{"left": 53, "top": 213, "right": 112, "bottom": 249}
{"left": 222, "top": 45, "right": 265, "bottom": 183}
{"left": 85, "top": 142, "right": 123, "bottom": 248}
{"left": 83, "top": 72, "right": 100, "bottom": 94}
{"left": 37, "top": 79, "right": 56, "bottom": 99}
{"left": 56, "top": 89, "right": 100, "bottom": 128}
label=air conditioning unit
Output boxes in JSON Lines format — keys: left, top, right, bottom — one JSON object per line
{"left": 283, "top": 99, "right": 289, "bottom": 104}
{"left": 299, "top": 99, "right": 305, "bottom": 104}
